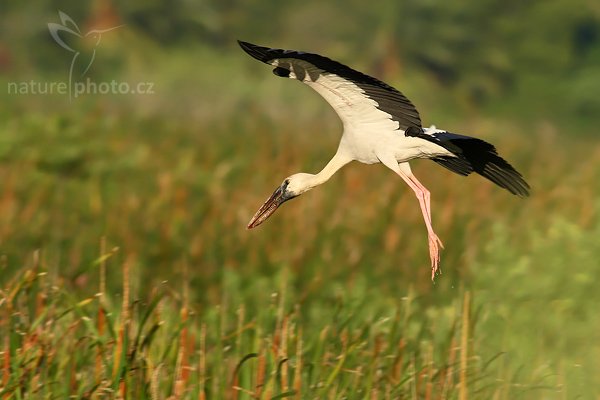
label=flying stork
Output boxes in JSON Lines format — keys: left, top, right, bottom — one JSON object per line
{"left": 239, "top": 40, "right": 529, "bottom": 280}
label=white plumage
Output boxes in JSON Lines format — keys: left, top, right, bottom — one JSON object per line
{"left": 239, "top": 41, "right": 529, "bottom": 280}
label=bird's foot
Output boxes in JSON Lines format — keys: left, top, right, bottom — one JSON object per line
{"left": 428, "top": 233, "right": 444, "bottom": 280}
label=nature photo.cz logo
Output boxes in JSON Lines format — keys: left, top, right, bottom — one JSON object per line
{"left": 7, "top": 11, "right": 154, "bottom": 101}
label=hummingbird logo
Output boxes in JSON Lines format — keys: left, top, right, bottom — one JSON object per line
{"left": 48, "top": 10, "right": 123, "bottom": 100}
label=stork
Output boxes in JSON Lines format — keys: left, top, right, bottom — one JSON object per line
{"left": 239, "top": 40, "right": 529, "bottom": 280}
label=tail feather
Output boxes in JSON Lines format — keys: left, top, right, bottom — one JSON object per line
{"left": 407, "top": 128, "right": 530, "bottom": 197}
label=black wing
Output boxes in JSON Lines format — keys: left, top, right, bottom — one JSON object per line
{"left": 238, "top": 40, "right": 421, "bottom": 131}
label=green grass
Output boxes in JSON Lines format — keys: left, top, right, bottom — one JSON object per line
{"left": 1, "top": 105, "right": 599, "bottom": 399}
{"left": 1, "top": 35, "right": 600, "bottom": 396}
{"left": 2, "top": 253, "right": 478, "bottom": 399}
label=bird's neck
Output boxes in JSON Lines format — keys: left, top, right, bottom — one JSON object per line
{"left": 307, "top": 151, "right": 352, "bottom": 190}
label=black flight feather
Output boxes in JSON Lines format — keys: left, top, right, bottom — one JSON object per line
{"left": 238, "top": 40, "right": 421, "bottom": 130}
{"left": 406, "top": 128, "right": 530, "bottom": 197}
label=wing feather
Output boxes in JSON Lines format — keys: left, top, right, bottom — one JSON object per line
{"left": 238, "top": 41, "right": 421, "bottom": 131}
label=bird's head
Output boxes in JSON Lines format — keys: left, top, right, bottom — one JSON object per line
{"left": 247, "top": 173, "right": 314, "bottom": 229}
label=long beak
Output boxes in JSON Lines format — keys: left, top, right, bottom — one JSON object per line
{"left": 247, "top": 184, "right": 289, "bottom": 229}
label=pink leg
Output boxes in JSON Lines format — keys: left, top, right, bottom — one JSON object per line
{"left": 396, "top": 165, "right": 444, "bottom": 280}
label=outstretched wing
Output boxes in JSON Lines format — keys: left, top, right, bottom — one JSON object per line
{"left": 238, "top": 41, "right": 421, "bottom": 131}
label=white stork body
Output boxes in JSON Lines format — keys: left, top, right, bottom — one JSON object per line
{"left": 239, "top": 41, "right": 529, "bottom": 279}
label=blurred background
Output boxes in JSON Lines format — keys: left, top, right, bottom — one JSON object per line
{"left": 1, "top": 0, "right": 600, "bottom": 397}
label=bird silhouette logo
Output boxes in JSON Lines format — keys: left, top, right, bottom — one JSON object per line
{"left": 48, "top": 10, "right": 123, "bottom": 100}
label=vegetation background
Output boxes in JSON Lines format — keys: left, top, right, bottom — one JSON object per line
{"left": 0, "top": 0, "right": 599, "bottom": 398}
